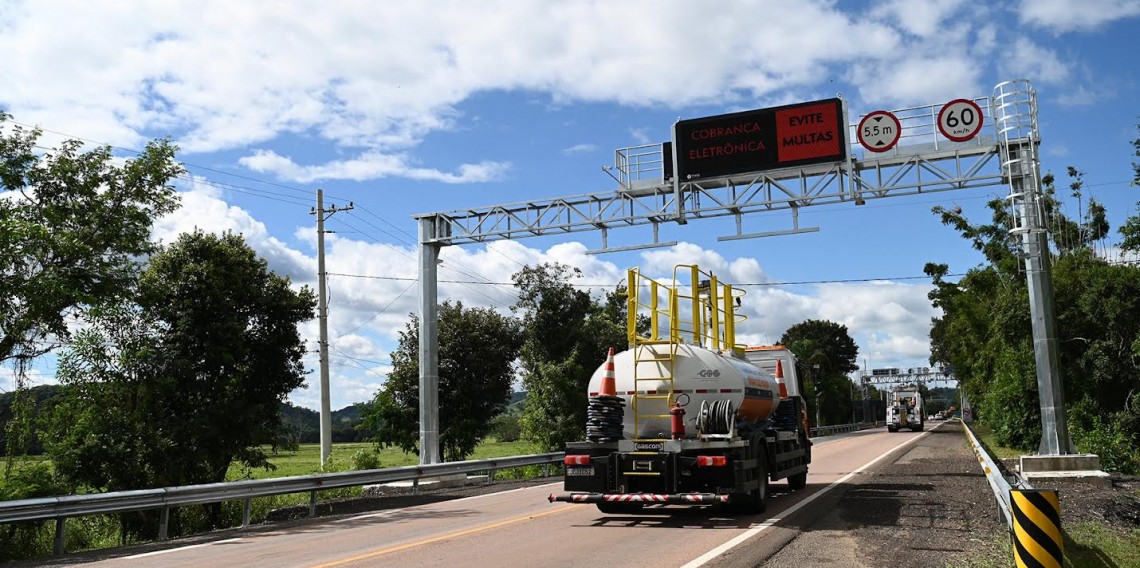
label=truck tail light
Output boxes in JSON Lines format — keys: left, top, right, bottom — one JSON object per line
{"left": 564, "top": 455, "right": 591, "bottom": 466}
{"left": 695, "top": 455, "right": 727, "bottom": 467}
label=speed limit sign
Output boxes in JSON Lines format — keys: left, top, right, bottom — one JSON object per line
{"left": 938, "top": 99, "right": 984, "bottom": 142}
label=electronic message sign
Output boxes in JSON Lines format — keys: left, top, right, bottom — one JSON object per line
{"left": 673, "top": 98, "right": 847, "bottom": 181}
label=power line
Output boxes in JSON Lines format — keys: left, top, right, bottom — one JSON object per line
{"left": 328, "top": 216, "right": 513, "bottom": 307}
{"left": 326, "top": 271, "right": 967, "bottom": 287}
{"left": 333, "top": 279, "right": 418, "bottom": 339}
{"left": 330, "top": 348, "right": 391, "bottom": 368}
{"left": 318, "top": 215, "right": 516, "bottom": 301}
{"left": 12, "top": 118, "right": 313, "bottom": 197}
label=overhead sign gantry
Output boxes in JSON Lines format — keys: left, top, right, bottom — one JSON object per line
{"left": 410, "top": 79, "right": 1072, "bottom": 465}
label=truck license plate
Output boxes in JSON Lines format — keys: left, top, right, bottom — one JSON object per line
{"left": 566, "top": 467, "right": 595, "bottom": 476}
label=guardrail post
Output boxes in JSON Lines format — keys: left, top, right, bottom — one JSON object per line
{"left": 309, "top": 491, "right": 317, "bottom": 518}
{"left": 412, "top": 478, "right": 419, "bottom": 495}
{"left": 543, "top": 463, "right": 550, "bottom": 478}
{"left": 158, "top": 506, "right": 169, "bottom": 541}
{"left": 53, "top": 517, "right": 65, "bottom": 556}
{"left": 242, "top": 498, "right": 252, "bottom": 527}
{"left": 1010, "top": 489, "right": 1063, "bottom": 568}
{"left": 488, "top": 467, "right": 496, "bottom": 484}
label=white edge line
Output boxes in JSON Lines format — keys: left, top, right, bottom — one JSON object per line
{"left": 681, "top": 424, "right": 943, "bottom": 568}
{"left": 123, "top": 537, "right": 243, "bottom": 559}
{"left": 334, "top": 481, "right": 562, "bottom": 523}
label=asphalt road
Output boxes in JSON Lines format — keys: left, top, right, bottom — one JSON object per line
{"left": 64, "top": 422, "right": 964, "bottom": 567}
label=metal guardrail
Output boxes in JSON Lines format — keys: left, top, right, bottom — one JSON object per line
{"left": 0, "top": 452, "right": 564, "bottom": 555}
{"left": 963, "top": 421, "right": 1031, "bottom": 530}
{"left": 810, "top": 422, "right": 874, "bottom": 437}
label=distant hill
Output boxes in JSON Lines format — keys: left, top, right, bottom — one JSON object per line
{"left": 0, "top": 384, "right": 65, "bottom": 456}
{"left": 505, "top": 391, "right": 527, "bottom": 415}
{"left": 0, "top": 384, "right": 375, "bottom": 453}
{"left": 278, "top": 401, "right": 374, "bottom": 444}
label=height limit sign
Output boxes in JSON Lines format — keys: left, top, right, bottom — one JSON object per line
{"left": 857, "top": 110, "right": 901, "bottom": 153}
{"left": 938, "top": 98, "right": 984, "bottom": 142}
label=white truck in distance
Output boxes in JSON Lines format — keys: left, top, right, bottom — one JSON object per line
{"left": 886, "top": 386, "right": 924, "bottom": 432}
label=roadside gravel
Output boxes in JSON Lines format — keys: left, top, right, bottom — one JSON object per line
{"left": 761, "top": 421, "right": 1011, "bottom": 567}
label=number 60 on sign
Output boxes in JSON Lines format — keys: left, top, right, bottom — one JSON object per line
{"left": 937, "top": 98, "right": 984, "bottom": 142}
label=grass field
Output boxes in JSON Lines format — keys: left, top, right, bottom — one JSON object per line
{"left": 226, "top": 439, "right": 545, "bottom": 480}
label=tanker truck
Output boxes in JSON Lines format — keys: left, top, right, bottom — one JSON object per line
{"left": 548, "top": 265, "right": 812, "bottom": 514}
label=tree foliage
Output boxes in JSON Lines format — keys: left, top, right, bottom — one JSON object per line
{"left": 927, "top": 155, "right": 1140, "bottom": 471}
{"left": 1, "top": 113, "right": 182, "bottom": 470}
{"left": 363, "top": 301, "right": 522, "bottom": 462}
{"left": 44, "top": 231, "right": 315, "bottom": 500}
{"left": 513, "top": 263, "right": 627, "bottom": 451}
{"left": 1120, "top": 123, "right": 1140, "bottom": 253}
{"left": 0, "top": 113, "right": 182, "bottom": 365}
{"left": 778, "top": 319, "right": 859, "bottom": 426}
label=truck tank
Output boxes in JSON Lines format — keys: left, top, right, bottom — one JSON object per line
{"left": 587, "top": 343, "right": 779, "bottom": 439}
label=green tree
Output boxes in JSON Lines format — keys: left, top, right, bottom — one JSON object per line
{"left": 363, "top": 301, "right": 522, "bottom": 462}
{"left": 45, "top": 232, "right": 315, "bottom": 509}
{"left": 1120, "top": 123, "right": 1140, "bottom": 253}
{"left": 0, "top": 113, "right": 181, "bottom": 465}
{"left": 779, "top": 319, "right": 859, "bottom": 426}
{"left": 513, "top": 264, "right": 627, "bottom": 451}
{"left": 927, "top": 157, "right": 1140, "bottom": 470}
{"left": 0, "top": 114, "right": 182, "bottom": 365}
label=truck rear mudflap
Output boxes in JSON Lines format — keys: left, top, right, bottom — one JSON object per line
{"left": 548, "top": 492, "right": 730, "bottom": 505}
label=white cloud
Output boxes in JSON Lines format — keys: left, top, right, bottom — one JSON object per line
{"left": 849, "top": 54, "right": 982, "bottom": 107}
{"left": 1018, "top": 0, "right": 1140, "bottom": 33}
{"left": 153, "top": 179, "right": 313, "bottom": 282}
{"left": 238, "top": 149, "right": 510, "bottom": 184}
{"left": 872, "top": 0, "right": 968, "bottom": 37}
{"left": 628, "top": 128, "right": 653, "bottom": 145}
{"left": 1056, "top": 85, "right": 1108, "bottom": 107}
{"left": 999, "top": 38, "right": 1071, "bottom": 84}
{"left": 561, "top": 143, "right": 596, "bottom": 155}
{"left": 0, "top": 0, "right": 903, "bottom": 161}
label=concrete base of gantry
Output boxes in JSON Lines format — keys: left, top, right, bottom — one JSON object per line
{"left": 1019, "top": 453, "right": 1112, "bottom": 487}
{"left": 362, "top": 473, "right": 473, "bottom": 497}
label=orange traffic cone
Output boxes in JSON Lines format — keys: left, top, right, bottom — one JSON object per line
{"left": 775, "top": 359, "right": 789, "bottom": 399}
{"left": 600, "top": 347, "right": 617, "bottom": 397}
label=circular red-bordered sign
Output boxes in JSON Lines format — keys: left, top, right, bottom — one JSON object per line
{"left": 937, "top": 98, "right": 984, "bottom": 142}
{"left": 857, "top": 110, "right": 902, "bottom": 153}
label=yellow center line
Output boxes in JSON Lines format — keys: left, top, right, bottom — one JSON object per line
{"left": 309, "top": 505, "right": 578, "bottom": 568}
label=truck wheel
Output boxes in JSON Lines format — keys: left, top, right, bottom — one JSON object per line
{"left": 729, "top": 452, "right": 769, "bottom": 514}
{"left": 596, "top": 501, "right": 644, "bottom": 514}
{"left": 787, "top": 471, "right": 807, "bottom": 491}
{"left": 750, "top": 457, "right": 770, "bottom": 514}
{"left": 887, "top": 425, "right": 898, "bottom": 432}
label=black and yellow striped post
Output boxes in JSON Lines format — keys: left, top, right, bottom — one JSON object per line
{"left": 1010, "top": 489, "right": 1063, "bottom": 568}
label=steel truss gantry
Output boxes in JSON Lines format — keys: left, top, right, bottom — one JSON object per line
{"left": 412, "top": 79, "right": 1071, "bottom": 464}
{"left": 415, "top": 91, "right": 1001, "bottom": 251}
{"left": 860, "top": 372, "right": 957, "bottom": 386}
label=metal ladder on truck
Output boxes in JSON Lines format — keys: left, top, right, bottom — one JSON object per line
{"left": 626, "top": 266, "right": 743, "bottom": 441}
{"left": 627, "top": 268, "right": 677, "bottom": 442}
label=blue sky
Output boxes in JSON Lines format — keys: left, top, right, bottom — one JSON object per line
{"left": 2, "top": 0, "right": 1138, "bottom": 410}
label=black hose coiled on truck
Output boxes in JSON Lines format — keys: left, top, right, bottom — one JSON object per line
{"left": 698, "top": 399, "right": 735, "bottom": 435}
{"left": 586, "top": 395, "right": 625, "bottom": 442}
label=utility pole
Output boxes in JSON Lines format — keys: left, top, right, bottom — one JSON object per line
{"left": 311, "top": 189, "right": 353, "bottom": 466}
